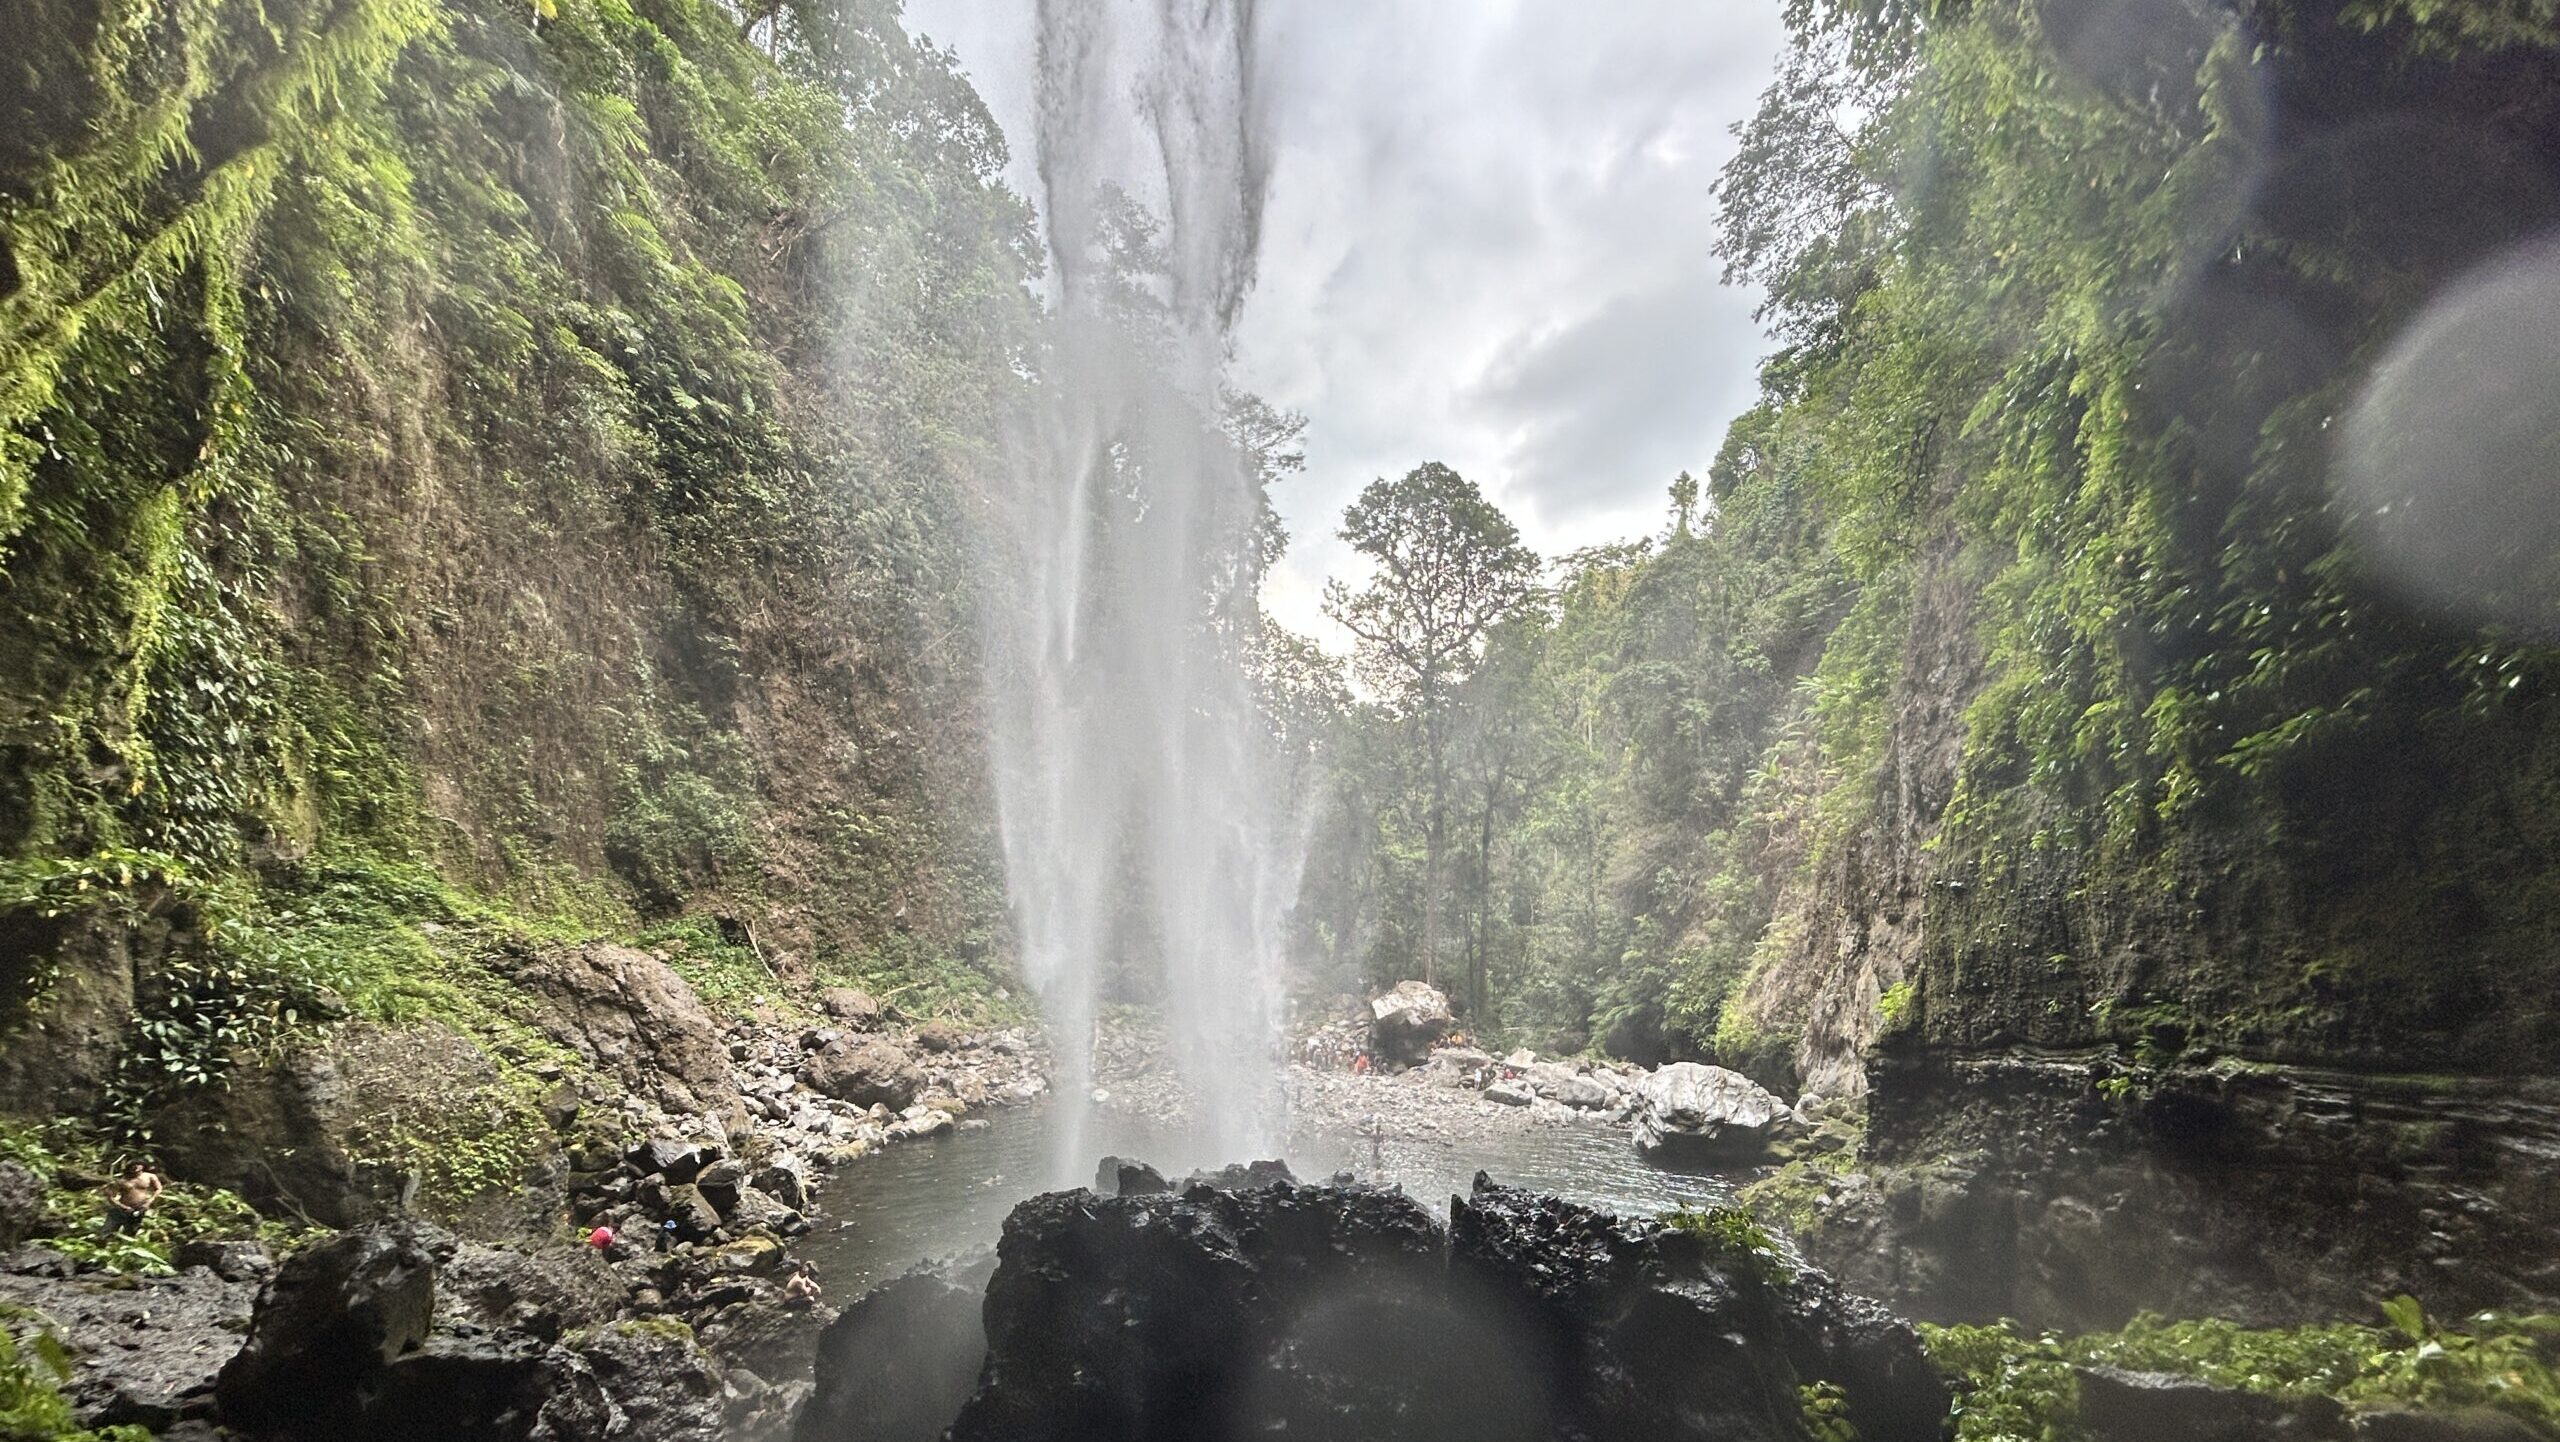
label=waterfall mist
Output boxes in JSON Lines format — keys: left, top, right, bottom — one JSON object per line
{"left": 982, "top": 0, "right": 1299, "bottom": 1182}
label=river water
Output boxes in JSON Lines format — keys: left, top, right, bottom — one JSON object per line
{"left": 798, "top": 1101, "right": 1741, "bottom": 1295}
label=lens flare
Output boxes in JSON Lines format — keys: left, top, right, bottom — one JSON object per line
{"left": 2337, "top": 233, "right": 2560, "bottom": 640}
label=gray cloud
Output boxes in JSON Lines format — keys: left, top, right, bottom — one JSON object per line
{"left": 903, "top": 0, "right": 1788, "bottom": 637}
{"left": 1471, "top": 279, "right": 1767, "bottom": 524}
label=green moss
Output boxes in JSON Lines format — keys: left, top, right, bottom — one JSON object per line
{"left": 1876, "top": 981, "right": 1914, "bottom": 1028}
{"left": 343, "top": 1064, "right": 558, "bottom": 1215}
{"left": 1659, "top": 1204, "right": 1794, "bottom": 1289}
{"left": 610, "top": 1315, "right": 697, "bottom": 1343}
{"left": 1800, "top": 1379, "right": 1860, "bottom": 1442}
{"left": 637, "top": 916, "right": 782, "bottom": 1009}
{"left": 833, "top": 929, "right": 1031, "bottom": 1025}
{"left": 1923, "top": 1304, "right": 2560, "bottom": 1441}
{"left": 1741, "top": 1124, "right": 1862, "bottom": 1235}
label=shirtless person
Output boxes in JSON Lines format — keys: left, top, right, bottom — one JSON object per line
{"left": 104, "top": 1162, "right": 162, "bottom": 1235}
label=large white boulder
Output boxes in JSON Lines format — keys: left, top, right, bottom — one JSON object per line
{"left": 1630, "top": 1063, "right": 1795, "bottom": 1162}
{"left": 1367, "top": 981, "right": 1454, "bottom": 1065}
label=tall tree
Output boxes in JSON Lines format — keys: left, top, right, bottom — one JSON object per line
{"left": 1324, "top": 462, "right": 1540, "bottom": 993}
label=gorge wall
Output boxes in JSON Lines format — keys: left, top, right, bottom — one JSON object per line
{"left": 0, "top": 0, "right": 1031, "bottom": 1151}
{"left": 1712, "top": 0, "right": 2560, "bottom": 1330}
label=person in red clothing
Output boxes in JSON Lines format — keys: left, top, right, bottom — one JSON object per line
{"left": 586, "top": 1224, "right": 615, "bottom": 1252}
{"left": 1350, "top": 1052, "right": 1371, "bottom": 1076}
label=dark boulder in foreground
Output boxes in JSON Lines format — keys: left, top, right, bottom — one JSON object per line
{"left": 794, "top": 1262, "right": 991, "bottom": 1442}
{"left": 0, "top": 1246, "right": 261, "bottom": 1431}
{"left": 214, "top": 1220, "right": 746, "bottom": 1441}
{"left": 214, "top": 1220, "right": 609, "bottom": 1441}
{"left": 215, "top": 1219, "right": 450, "bottom": 1435}
{"left": 807, "top": 1168, "right": 1947, "bottom": 1442}
{"left": 1449, "top": 1180, "right": 1947, "bottom": 1442}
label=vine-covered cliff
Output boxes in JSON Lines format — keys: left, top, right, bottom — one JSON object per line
{"left": 1701, "top": 0, "right": 2560, "bottom": 1327}
{"left": 0, "top": 0, "right": 1030, "bottom": 1140}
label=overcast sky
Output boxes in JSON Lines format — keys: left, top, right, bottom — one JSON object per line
{"left": 901, "top": 1, "right": 1790, "bottom": 645}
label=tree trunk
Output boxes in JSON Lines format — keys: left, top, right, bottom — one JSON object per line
{"left": 1471, "top": 764, "right": 1499, "bottom": 1020}
{"left": 1422, "top": 715, "right": 1445, "bottom": 989}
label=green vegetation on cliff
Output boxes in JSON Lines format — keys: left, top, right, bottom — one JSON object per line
{"left": 0, "top": 0, "right": 1040, "bottom": 1132}
{"left": 1925, "top": 1302, "right": 2560, "bottom": 1440}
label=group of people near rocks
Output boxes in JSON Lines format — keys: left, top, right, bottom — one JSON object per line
{"left": 1294, "top": 1032, "right": 1365, "bottom": 1072}
{"left": 1296, "top": 1025, "right": 1484, "bottom": 1076}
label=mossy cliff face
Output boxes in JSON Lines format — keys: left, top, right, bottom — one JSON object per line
{"left": 0, "top": 0, "right": 1036, "bottom": 1178}
{"left": 1710, "top": 0, "right": 2560, "bottom": 1327}
{"left": 0, "top": 0, "right": 1030, "bottom": 965}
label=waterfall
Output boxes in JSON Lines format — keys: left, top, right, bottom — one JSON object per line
{"left": 982, "top": 0, "right": 1296, "bottom": 1181}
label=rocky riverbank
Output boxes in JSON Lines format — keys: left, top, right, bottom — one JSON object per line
{"left": 0, "top": 940, "right": 1058, "bottom": 1440}
{"left": 1094, "top": 1003, "right": 1662, "bottom": 1162}
{"left": 1286, "top": 1054, "right": 1625, "bottom": 1144}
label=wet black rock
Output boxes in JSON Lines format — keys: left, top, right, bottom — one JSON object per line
{"left": 436, "top": 1240, "right": 628, "bottom": 1344}
{"left": 1, "top": 1243, "right": 74, "bottom": 1277}
{"left": 216, "top": 1218, "right": 452, "bottom": 1436}
{"left": 695, "top": 1158, "right": 748, "bottom": 1210}
{"left": 1095, "top": 1156, "right": 1169, "bottom": 1196}
{"left": 213, "top": 1220, "right": 745, "bottom": 1442}
{"left": 947, "top": 1178, "right": 1448, "bottom": 1442}
{"left": 1447, "top": 1179, "right": 1947, "bottom": 1442}
{"left": 358, "top": 1331, "right": 614, "bottom": 1442}
{"left": 695, "top": 1289, "right": 831, "bottom": 1385}
{"left": 1184, "top": 1158, "right": 1295, "bottom": 1190}
{"left": 630, "top": 1137, "right": 713, "bottom": 1184}
{"left": 795, "top": 1262, "right": 991, "bottom": 1442}
{"left": 0, "top": 1261, "right": 257, "bottom": 1431}
{"left": 0, "top": 1160, "right": 44, "bottom": 1250}
{"left": 1835, "top": 1048, "right": 2560, "bottom": 1330}
{"left": 818, "top": 1169, "right": 1944, "bottom": 1442}
{"left": 665, "top": 1183, "right": 725, "bottom": 1241}
{"left": 175, "top": 1236, "right": 275, "bottom": 1284}
{"left": 2075, "top": 1364, "right": 2344, "bottom": 1440}
{"left": 575, "top": 1323, "right": 734, "bottom": 1440}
